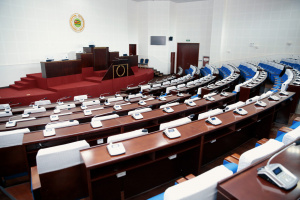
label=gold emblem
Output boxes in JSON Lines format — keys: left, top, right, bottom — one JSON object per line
{"left": 70, "top": 13, "right": 85, "bottom": 33}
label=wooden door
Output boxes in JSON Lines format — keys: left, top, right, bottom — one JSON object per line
{"left": 129, "top": 44, "right": 136, "bottom": 56}
{"left": 170, "top": 52, "right": 175, "bottom": 74}
{"left": 176, "top": 43, "right": 199, "bottom": 73}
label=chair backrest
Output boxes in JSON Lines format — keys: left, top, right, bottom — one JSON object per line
{"left": 0, "top": 128, "right": 31, "bottom": 177}
{"left": 164, "top": 165, "right": 233, "bottom": 200}
{"left": 91, "top": 114, "right": 119, "bottom": 123}
{"left": 237, "top": 139, "right": 284, "bottom": 172}
{"left": 159, "top": 117, "right": 191, "bottom": 130}
{"left": 128, "top": 108, "right": 152, "bottom": 115}
{"left": 224, "top": 101, "right": 245, "bottom": 112}
{"left": 36, "top": 140, "right": 90, "bottom": 200}
{"left": 107, "top": 96, "right": 123, "bottom": 103}
{"left": 282, "top": 126, "right": 300, "bottom": 145}
{"left": 140, "top": 58, "right": 144, "bottom": 64}
{"left": 24, "top": 107, "right": 46, "bottom": 114}
{"left": 74, "top": 95, "right": 88, "bottom": 101}
{"left": 166, "top": 86, "right": 176, "bottom": 94}
{"left": 245, "top": 96, "right": 260, "bottom": 105}
{"left": 45, "top": 120, "right": 79, "bottom": 129}
{"left": 140, "top": 84, "right": 151, "bottom": 92}
{"left": 198, "top": 109, "right": 223, "bottom": 120}
{"left": 107, "top": 129, "right": 148, "bottom": 143}
{"left": 145, "top": 59, "right": 149, "bottom": 64}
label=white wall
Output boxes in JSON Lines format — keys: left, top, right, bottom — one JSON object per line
{"left": 175, "top": 0, "right": 214, "bottom": 67}
{"left": 0, "top": 0, "right": 133, "bottom": 87}
{"left": 1, "top": 0, "right": 299, "bottom": 87}
{"left": 219, "top": 0, "right": 300, "bottom": 65}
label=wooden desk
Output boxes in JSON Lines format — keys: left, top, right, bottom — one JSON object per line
{"left": 239, "top": 71, "right": 267, "bottom": 102}
{"left": 201, "top": 74, "right": 240, "bottom": 97}
{"left": 79, "top": 93, "right": 294, "bottom": 199}
{"left": 170, "top": 77, "right": 215, "bottom": 95}
{"left": 23, "top": 94, "right": 235, "bottom": 167}
{"left": 1, "top": 95, "right": 191, "bottom": 131}
{"left": 217, "top": 144, "right": 300, "bottom": 200}
{"left": 41, "top": 60, "right": 81, "bottom": 78}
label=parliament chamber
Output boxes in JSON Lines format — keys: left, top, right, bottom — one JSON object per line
{"left": 1, "top": 0, "right": 300, "bottom": 200}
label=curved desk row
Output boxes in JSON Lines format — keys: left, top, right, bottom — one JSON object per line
{"left": 0, "top": 94, "right": 191, "bottom": 131}
{"left": 75, "top": 92, "right": 294, "bottom": 199}
{"left": 23, "top": 93, "right": 236, "bottom": 167}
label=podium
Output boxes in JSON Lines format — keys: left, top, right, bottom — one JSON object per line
{"left": 102, "top": 59, "right": 134, "bottom": 80}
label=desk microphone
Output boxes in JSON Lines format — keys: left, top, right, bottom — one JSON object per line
{"left": 127, "top": 84, "right": 134, "bottom": 89}
{"left": 99, "top": 92, "right": 110, "bottom": 99}
{"left": 138, "top": 81, "right": 145, "bottom": 86}
{"left": 257, "top": 142, "right": 299, "bottom": 190}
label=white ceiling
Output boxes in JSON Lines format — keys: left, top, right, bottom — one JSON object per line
{"left": 133, "top": 0, "right": 208, "bottom": 3}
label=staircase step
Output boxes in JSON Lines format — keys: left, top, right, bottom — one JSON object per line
{"left": 94, "top": 70, "right": 107, "bottom": 77}
{"left": 15, "top": 81, "right": 29, "bottom": 86}
{"left": 21, "top": 77, "right": 35, "bottom": 82}
{"left": 9, "top": 84, "right": 25, "bottom": 90}
{"left": 85, "top": 76, "right": 103, "bottom": 83}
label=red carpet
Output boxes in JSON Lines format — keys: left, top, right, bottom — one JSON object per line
{"left": 0, "top": 67, "right": 154, "bottom": 106}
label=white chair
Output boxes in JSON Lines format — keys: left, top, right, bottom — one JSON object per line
{"left": 56, "top": 103, "right": 76, "bottom": 110}
{"left": 237, "top": 139, "right": 284, "bottom": 172}
{"left": 128, "top": 93, "right": 143, "bottom": 99}
{"left": 128, "top": 108, "right": 152, "bottom": 116}
{"left": 282, "top": 127, "right": 300, "bottom": 145}
{"left": 74, "top": 95, "right": 88, "bottom": 101}
{"left": 107, "top": 97, "right": 123, "bottom": 103}
{"left": 159, "top": 117, "right": 191, "bottom": 130}
{"left": 36, "top": 140, "right": 90, "bottom": 200}
{"left": 245, "top": 96, "right": 260, "bottom": 105}
{"left": 107, "top": 129, "right": 149, "bottom": 144}
{"left": 24, "top": 107, "right": 46, "bottom": 114}
{"left": 45, "top": 120, "right": 79, "bottom": 129}
{"left": 82, "top": 100, "right": 100, "bottom": 106}
{"left": 0, "top": 128, "right": 30, "bottom": 148}
{"left": 198, "top": 109, "right": 223, "bottom": 120}
{"left": 91, "top": 114, "right": 119, "bottom": 122}
{"left": 166, "top": 86, "right": 176, "bottom": 94}
{"left": 159, "top": 102, "right": 180, "bottom": 109}
{"left": 164, "top": 165, "right": 233, "bottom": 200}
{"left": 177, "top": 84, "right": 185, "bottom": 89}
{"left": 34, "top": 100, "right": 51, "bottom": 106}
{"left": 0, "top": 111, "right": 12, "bottom": 117}
{"left": 224, "top": 101, "right": 245, "bottom": 112}
{"left": 140, "top": 84, "right": 151, "bottom": 92}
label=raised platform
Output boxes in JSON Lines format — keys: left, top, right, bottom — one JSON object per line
{"left": 0, "top": 67, "right": 153, "bottom": 106}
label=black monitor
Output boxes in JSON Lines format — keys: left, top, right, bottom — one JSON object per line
{"left": 150, "top": 36, "right": 166, "bottom": 45}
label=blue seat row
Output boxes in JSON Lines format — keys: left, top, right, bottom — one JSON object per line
{"left": 238, "top": 64, "right": 256, "bottom": 80}
{"left": 281, "top": 59, "right": 300, "bottom": 71}
{"left": 219, "top": 66, "right": 231, "bottom": 79}
{"left": 200, "top": 66, "right": 211, "bottom": 77}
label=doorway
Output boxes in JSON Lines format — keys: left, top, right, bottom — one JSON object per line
{"left": 129, "top": 44, "right": 136, "bottom": 56}
{"left": 176, "top": 43, "right": 199, "bottom": 73}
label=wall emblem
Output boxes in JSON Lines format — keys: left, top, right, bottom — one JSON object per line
{"left": 70, "top": 13, "right": 85, "bottom": 33}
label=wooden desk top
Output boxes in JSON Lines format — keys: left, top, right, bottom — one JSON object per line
{"left": 1, "top": 94, "right": 191, "bottom": 131}
{"left": 22, "top": 94, "right": 233, "bottom": 145}
{"left": 218, "top": 145, "right": 300, "bottom": 200}
{"left": 81, "top": 93, "right": 294, "bottom": 171}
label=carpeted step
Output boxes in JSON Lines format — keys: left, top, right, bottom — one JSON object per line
{"left": 9, "top": 84, "right": 25, "bottom": 90}
{"left": 20, "top": 77, "right": 37, "bottom": 88}
{"left": 85, "top": 76, "right": 103, "bottom": 83}
{"left": 15, "top": 81, "right": 30, "bottom": 87}
{"left": 94, "top": 70, "right": 107, "bottom": 77}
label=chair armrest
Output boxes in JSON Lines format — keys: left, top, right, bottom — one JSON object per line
{"left": 231, "top": 153, "right": 240, "bottom": 160}
{"left": 224, "top": 155, "right": 239, "bottom": 164}
{"left": 294, "top": 117, "right": 300, "bottom": 122}
{"left": 279, "top": 126, "right": 293, "bottom": 133}
{"left": 185, "top": 174, "right": 196, "bottom": 180}
{"left": 31, "top": 166, "right": 41, "bottom": 190}
{"left": 175, "top": 177, "right": 187, "bottom": 184}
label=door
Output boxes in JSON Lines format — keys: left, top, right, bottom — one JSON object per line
{"left": 176, "top": 43, "right": 199, "bottom": 73}
{"left": 129, "top": 44, "right": 136, "bottom": 56}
